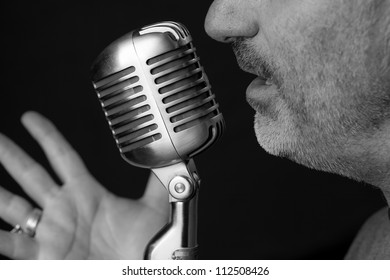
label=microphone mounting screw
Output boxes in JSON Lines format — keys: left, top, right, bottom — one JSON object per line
{"left": 174, "top": 183, "right": 186, "bottom": 193}
{"left": 168, "top": 176, "right": 194, "bottom": 200}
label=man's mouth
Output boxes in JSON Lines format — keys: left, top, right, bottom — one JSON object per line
{"left": 256, "top": 76, "right": 274, "bottom": 86}
{"left": 237, "top": 59, "right": 275, "bottom": 87}
{"left": 231, "top": 38, "right": 280, "bottom": 114}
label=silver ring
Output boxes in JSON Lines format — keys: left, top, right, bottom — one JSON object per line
{"left": 10, "top": 224, "right": 23, "bottom": 234}
{"left": 25, "top": 208, "right": 43, "bottom": 237}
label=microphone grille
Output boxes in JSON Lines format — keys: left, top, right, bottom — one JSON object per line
{"left": 91, "top": 21, "right": 224, "bottom": 168}
{"left": 93, "top": 66, "right": 162, "bottom": 153}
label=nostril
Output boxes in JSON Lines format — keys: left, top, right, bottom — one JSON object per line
{"left": 223, "top": 36, "right": 235, "bottom": 43}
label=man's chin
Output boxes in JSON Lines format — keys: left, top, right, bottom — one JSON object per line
{"left": 254, "top": 115, "right": 364, "bottom": 183}
{"left": 254, "top": 112, "right": 341, "bottom": 174}
{"left": 253, "top": 111, "right": 297, "bottom": 158}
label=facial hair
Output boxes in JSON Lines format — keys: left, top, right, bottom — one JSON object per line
{"left": 231, "top": 1, "right": 390, "bottom": 186}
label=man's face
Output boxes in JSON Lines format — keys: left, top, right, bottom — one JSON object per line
{"left": 205, "top": 0, "right": 390, "bottom": 186}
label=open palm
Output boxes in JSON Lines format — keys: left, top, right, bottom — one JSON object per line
{"left": 0, "top": 112, "right": 168, "bottom": 259}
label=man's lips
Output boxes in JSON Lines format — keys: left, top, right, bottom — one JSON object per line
{"left": 246, "top": 76, "right": 276, "bottom": 97}
{"left": 246, "top": 76, "right": 279, "bottom": 113}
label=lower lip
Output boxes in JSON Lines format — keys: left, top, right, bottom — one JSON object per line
{"left": 246, "top": 77, "right": 279, "bottom": 109}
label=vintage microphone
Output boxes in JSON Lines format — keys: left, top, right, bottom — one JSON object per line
{"left": 90, "top": 21, "right": 224, "bottom": 259}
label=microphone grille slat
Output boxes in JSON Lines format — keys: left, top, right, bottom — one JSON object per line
{"left": 167, "top": 92, "right": 214, "bottom": 116}
{"left": 112, "top": 113, "right": 153, "bottom": 132}
{"left": 107, "top": 104, "right": 150, "bottom": 122}
{"left": 94, "top": 66, "right": 136, "bottom": 92}
{"left": 152, "top": 57, "right": 200, "bottom": 79}
{"left": 98, "top": 79, "right": 141, "bottom": 102}
{"left": 117, "top": 123, "right": 157, "bottom": 144}
{"left": 116, "top": 120, "right": 161, "bottom": 151}
{"left": 120, "top": 133, "right": 162, "bottom": 153}
{"left": 160, "top": 78, "right": 204, "bottom": 98}
{"left": 176, "top": 111, "right": 219, "bottom": 134}
{"left": 102, "top": 89, "right": 144, "bottom": 110}
{"left": 172, "top": 104, "right": 219, "bottom": 132}
{"left": 163, "top": 84, "right": 209, "bottom": 107}
{"left": 105, "top": 96, "right": 147, "bottom": 118}
{"left": 147, "top": 45, "right": 194, "bottom": 67}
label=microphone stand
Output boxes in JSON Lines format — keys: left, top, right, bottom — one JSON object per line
{"left": 144, "top": 159, "right": 200, "bottom": 260}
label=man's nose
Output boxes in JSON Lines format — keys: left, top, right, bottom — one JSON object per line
{"left": 204, "top": 0, "right": 259, "bottom": 43}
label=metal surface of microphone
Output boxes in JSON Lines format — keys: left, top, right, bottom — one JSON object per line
{"left": 91, "top": 21, "right": 224, "bottom": 259}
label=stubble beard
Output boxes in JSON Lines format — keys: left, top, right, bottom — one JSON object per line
{"left": 233, "top": 2, "right": 390, "bottom": 185}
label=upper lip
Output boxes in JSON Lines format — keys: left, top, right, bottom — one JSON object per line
{"left": 236, "top": 61, "right": 271, "bottom": 81}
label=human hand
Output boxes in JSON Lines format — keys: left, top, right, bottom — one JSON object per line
{"left": 0, "top": 111, "right": 168, "bottom": 259}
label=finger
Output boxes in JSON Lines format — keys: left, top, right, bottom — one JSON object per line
{"left": 0, "top": 230, "right": 38, "bottom": 259}
{"left": 140, "top": 172, "right": 169, "bottom": 217}
{"left": 0, "top": 134, "right": 58, "bottom": 206}
{"left": 0, "top": 186, "right": 34, "bottom": 228}
{"left": 21, "top": 111, "right": 88, "bottom": 182}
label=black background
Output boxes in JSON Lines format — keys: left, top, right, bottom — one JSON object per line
{"left": 0, "top": 0, "right": 386, "bottom": 259}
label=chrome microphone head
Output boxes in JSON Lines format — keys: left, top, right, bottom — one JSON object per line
{"left": 91, "top": 21, "right": 224, "bottom": 169}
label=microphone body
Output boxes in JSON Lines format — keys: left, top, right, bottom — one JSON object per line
{"left": 91, "top": 21, "right": 224, "bottom": 259}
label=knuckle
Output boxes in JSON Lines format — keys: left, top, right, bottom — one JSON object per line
{"left": 19, "top": 163, "right": 44, "bottom": 180}
{"left": 4, "top": 195, "right": 21, "bottom": 219}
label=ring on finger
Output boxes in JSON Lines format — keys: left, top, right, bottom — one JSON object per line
{"left": 10, "top": 224, "right": 23, "bottom": 234}
{"left": 25, "top": 208, "right": 43, "bottom": 237}
{"left": 10, "top": 208, "right": 43, "bottom": 237}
